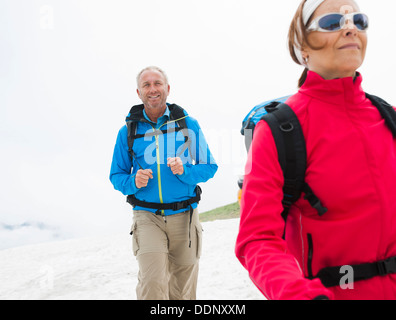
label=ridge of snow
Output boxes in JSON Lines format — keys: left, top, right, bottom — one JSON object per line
{"left": 0, "top": 218, "right": 264, "bottom": 300}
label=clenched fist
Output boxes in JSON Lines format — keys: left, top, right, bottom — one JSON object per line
{"left": 135, "top": 169, "right": 153, "bottom": 189}
{"left": 167, "top": 157, "right": 184, "bottom": 175}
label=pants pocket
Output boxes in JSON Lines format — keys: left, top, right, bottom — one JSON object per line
{"left": 131, "top": 221, "right": 139, "bottom": 256}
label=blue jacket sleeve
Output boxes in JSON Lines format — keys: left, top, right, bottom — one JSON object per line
{"left": 177, "top": 117, "right": 218, "bottom": 185}
{"left": 109, "top": 125, "right": 139, "bottom": 196}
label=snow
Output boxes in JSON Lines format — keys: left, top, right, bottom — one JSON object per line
{"left": 0, "top": 218, "right": 264, "bottom": 300}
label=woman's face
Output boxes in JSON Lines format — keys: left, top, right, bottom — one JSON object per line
{"left": 302, "top": 0, "right": 368, "bottom": 79}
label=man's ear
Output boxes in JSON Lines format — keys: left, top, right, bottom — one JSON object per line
{"left": 164, "top": 84, "right": 170, "bottom": 99}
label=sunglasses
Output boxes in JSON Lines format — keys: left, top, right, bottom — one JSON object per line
{"left": 307, "top": 12, "right": 369, "bottom": 32}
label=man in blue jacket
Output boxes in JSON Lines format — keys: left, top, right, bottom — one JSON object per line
{"left": 110, "top": 66, "right": 218, "bottom": 300}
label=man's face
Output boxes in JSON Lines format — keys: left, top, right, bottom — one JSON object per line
{"left": 137, "top": 70, "right": 170, "bottom": 111}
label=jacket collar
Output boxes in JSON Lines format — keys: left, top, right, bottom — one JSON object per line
{"left": 143, "top": 105, "right": 170, "bottom": 126}
{"left": 299, "top": 71, "right": 366, "bottom": 106}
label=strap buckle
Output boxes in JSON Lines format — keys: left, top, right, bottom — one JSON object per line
{"left": 264, "top": 101, "right": 280, "bottom": 113}
{"left": 307, "top": 197, "right": 328, "bottom": 216}
{"left": 154, "top": 209, "right": 164, "bottom": 216}
{"left": 303, "top": 184, "right": 328, "bottom": 216}
{"left": 172, "top": 202, "right": 186, "bottom": 211}
{"left": 377, "top": 258, "right": 396, "bottom": 276}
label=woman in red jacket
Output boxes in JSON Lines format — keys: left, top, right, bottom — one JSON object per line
{"left": 235, "top": 0, "right": 396, "bottom": 300}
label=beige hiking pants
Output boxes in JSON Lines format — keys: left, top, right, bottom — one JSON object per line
{"left": 131, "top": 208, "right": 202, "bottom": 300}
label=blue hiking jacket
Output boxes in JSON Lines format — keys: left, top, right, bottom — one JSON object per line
{"left": 110, "top": 104, "right": 218, "bottom": 215}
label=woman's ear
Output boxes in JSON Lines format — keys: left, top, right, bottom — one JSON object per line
{"left": 301, "top": 44, "right": 309, "bottom": 61}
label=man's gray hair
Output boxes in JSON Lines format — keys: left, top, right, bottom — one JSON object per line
{"left": 136, "top": 66, "right": 169, "bottom": 88}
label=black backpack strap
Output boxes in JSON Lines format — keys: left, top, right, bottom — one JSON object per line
{"left": 261, "top": 103, "right": 327, "bottom": 233}
{"left": 168, "top": 104, "right": 192, "bottom": 158}
{"left": 126, "top": 120, "right": 144, "bottom": 170}
{"left": 168, "top": 103, "right": 186, "bottom": 120}
{"left": 262, "top": 102, "right": 307, "bottom": 204}
{"left": 125, "top": 105, "right": 145, "bottom": 170}
{"left": 126, "top": 104, "right": 145, "bottom": 122}
{"left": 127, "top": 186, "right": 202, "bottom": 248}
{"left": 126, "top": 104, "right": 145, "bottom": 165}
{"left": 312, "top": 255, "right": 396, "bottom": 288}
{"left": 366, "top": 93, "right": 396, "bottom": 137}
{"left": 127, "top": 185, "right": 202, "bottom": 212}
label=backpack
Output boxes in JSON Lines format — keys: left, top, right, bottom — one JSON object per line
{"left": 240, "top": 93, "right": 396, "bottom": 236}
{"left": 241, "top": 95, "right": 291, "bottom": 151}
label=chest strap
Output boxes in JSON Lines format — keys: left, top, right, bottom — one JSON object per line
{"left": 312, "top": 256, "right": 396, "bottom": 288}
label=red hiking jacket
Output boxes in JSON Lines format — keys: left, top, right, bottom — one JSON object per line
{"left": 235, "top": 71, "right": 396, "bottom": 300}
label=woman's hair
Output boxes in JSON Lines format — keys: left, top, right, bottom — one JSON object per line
{"left": 288, "top": 0, "right": 310, "bottom": 88}
{"left": 288, "top": 0, "right": 323, "bottom": 88}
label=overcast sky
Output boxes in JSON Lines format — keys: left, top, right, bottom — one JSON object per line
{"left": 1, "top": 0, "right": 395, "bottom": 243}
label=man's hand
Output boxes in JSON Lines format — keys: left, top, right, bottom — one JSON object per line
{"left": 167, "top": 157, "right": 184, "bottom": 175}
{"left": 135, "top": 169, "right": 153, "bottom": 189}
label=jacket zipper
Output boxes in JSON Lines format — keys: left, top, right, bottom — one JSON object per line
{"left": 150, "top": 119, "right": 187, "bottom": 215}
{"left": 153, "top": 128, "right": 164, "bottom": 214}
{"left": 307, "top": 233, "right": 314, "bottom": 279}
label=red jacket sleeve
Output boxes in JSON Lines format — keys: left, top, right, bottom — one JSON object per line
{"left": 235, "top": 121, "right": 333, "bottom": 300}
